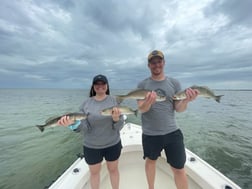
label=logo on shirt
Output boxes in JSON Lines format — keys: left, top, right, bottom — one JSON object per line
{"left": 155, "top": 88, "right": 166, "bottom": 97}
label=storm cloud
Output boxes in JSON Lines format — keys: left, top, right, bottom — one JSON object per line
{"left": 0, "top": 0, "right": 251, "bottom": 89}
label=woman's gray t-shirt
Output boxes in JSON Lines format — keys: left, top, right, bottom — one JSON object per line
{"left": 76, "top": 95, "right": 123, "bottom": 149}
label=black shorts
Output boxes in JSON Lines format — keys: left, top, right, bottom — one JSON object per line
{"left": 142, "top": 129, "right": 186, "bottom": 169}
{"left": 83, "top": 141, "right": 122, "bottom": 165}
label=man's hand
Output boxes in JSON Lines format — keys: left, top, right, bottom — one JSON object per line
{"left": 175, "top": 88, "right": 199, "bottom": 112}
{"left": 184, "top": 88, "right": 199, "bottom": 102}
{"left": 137, "top": 91, "right": 157, "bottom": 113}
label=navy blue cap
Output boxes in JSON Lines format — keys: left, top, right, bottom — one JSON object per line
{"left": 92, "top": 74, "right": 108, "bottom": 84}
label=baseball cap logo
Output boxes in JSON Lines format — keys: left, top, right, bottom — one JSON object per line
{"left": 152, "top": 50, "right": 159, "bottom": 55}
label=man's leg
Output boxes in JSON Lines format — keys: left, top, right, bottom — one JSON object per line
{"left": 171, "top": 167, "right": 188, "bottom": 189}
{"left": 142, "top": 134, "right": 162, "bottom": 189}
{"left": 145, "top": 158, "right": 156, "bottom": 189}
{"left": 164, "top": 130, "right": 188, "bottom": 189}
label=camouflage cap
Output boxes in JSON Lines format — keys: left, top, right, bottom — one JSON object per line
{"left": 148, "top": 50, "right": 164, "bottom": 62}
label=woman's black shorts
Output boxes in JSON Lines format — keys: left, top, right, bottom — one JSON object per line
{"left": 142, "top": 129, "right": 186, "bottom": 169}
{"left": 83, "top": 141, "right": 122, "bottom": 165}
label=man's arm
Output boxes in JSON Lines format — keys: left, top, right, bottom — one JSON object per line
{"left": 174, "top": 88, "right": 199, "bottom": 112}
{"left": 137, "top": 91, "right": 157, "bottom": 113}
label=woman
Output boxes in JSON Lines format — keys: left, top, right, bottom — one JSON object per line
{"left": 58, "top": 74, "right": 124, "bottom": 189}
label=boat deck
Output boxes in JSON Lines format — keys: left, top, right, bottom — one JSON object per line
{"left": 99, "top": 149, "right": 202, "bottom": 189}
{"left": 48, "top": 123, "right": 241, "bottom": 189}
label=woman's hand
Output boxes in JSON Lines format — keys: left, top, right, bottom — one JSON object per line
{"left": 57, "top": 115, "right": 75, "bottom": 127}
{"left": 111, "top": 107, "right": 121, "bottom": 122}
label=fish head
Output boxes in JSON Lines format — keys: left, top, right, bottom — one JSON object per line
{"left": 156, "top": 95, "right": 166, "bottom": 101}
{"left": 172, "top": 93, "right": 187, "bottom": 100}
{"left": 70, "top": 113, "right": 87, "bottom": 121}
{"left": 172, "top": 95, "right": 181, "bottom": 100}
{"left": 77, "top": 115, "right": 87, "bottom": 120}
{"left": 100, "top": 108, "right": 112, "bottom": 116}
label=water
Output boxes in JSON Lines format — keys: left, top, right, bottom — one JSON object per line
{"left": 0, "top": 89, "right": 251, "bottom": 189}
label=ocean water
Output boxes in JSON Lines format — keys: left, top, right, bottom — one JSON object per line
{"left": 0, "top": 89, "right": 251, "bottom": 189}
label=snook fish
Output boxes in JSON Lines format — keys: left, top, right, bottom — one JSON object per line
{"left": 101, "top": 106, "right": 138, "bottom": 117}
{"left": 173, "top": 85, "right": 224, "bottom": 103}
{"left": 36, "top": 112, "right": 87, "bottom": 132}
{"left": 116, "top": 89, "right": 166, "bottom": 104}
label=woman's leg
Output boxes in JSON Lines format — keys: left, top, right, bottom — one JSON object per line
{"left": 89, "top": 163, "right": 102, "bottom": 189}
{"left": 106, "top": 160, "right": 120, "bottom": 189}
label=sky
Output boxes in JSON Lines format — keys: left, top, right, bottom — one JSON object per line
{"left": 0, "top": 0, "right": 251, "bottom": 89}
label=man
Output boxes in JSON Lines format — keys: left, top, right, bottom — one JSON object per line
{"left": 137, "top": 50, "right": 198, "bottom": 189}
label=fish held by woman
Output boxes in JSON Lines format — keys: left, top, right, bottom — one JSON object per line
{"left": 173, "top": 85, "right": 224, "bottom": 103}
{"left": 101, "top": 106, "right": 138, "bottom": 117}
{"left": 36, "top": 112, "right": 87, "bottom": 132}
{"left": 116, "top": 88, "right": 166, "bottom": 104}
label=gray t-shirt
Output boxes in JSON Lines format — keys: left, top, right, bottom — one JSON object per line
{"left": 137, "top": 77, "right": 181, "bottom": 136}
{"left": 76, "top": 95, "right": 124, "bottom": 149}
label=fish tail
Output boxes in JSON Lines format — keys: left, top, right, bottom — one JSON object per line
{"left": 36, "top": 125, "right": 45, "bottom": 132}
{"left": 134, "top": 110, "right": 138, "bottom": 117}
{"left": 215, "top": 95, "right": 224, "bottom": 103}
{"left": 116, "top": 96, "right": 124, "bottom": 104}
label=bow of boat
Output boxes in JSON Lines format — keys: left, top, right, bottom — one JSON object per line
{"left": 48, "top": 122, "right": 241, "bottom": 189}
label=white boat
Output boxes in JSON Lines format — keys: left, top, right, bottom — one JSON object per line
{"left": 48, "top": 122, "right": 241, "bottom": 189}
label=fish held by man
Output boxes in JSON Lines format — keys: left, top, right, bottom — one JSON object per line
{"left": 101, "top": 106, "right": 138, "bottom": 117}
{"left": 116, "top": 89, "right": 166, "bottom": 104}
{"left": 36, "top": 112, "right": 87, "bottom": 132}
{"left": 173, "top": 85, "right": 224, "bottom": 103}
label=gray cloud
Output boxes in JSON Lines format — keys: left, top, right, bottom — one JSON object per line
{"left": 0, "top": 0, "right": 251, "bottom": 89}
{"left": 205, "top": 0, "right": 252, "bottom": 27}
